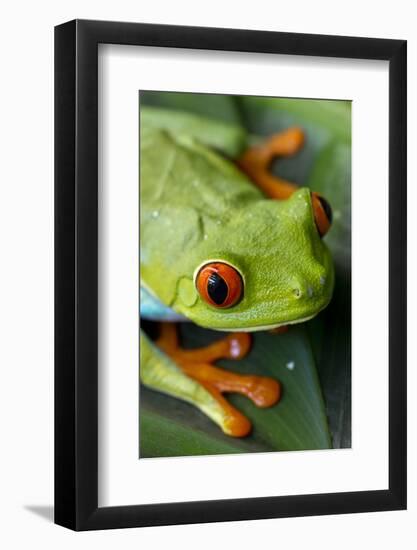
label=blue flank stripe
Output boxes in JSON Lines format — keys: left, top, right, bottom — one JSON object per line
{"left": 140, "top": 285, "right": 187, "bottom": 322}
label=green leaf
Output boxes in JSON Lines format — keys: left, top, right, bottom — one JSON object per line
{"left": 140, "top": 91, "right": 243, "bottom": 124}
{"left": 140, "top": 325, "right": 331, "bottom": 458}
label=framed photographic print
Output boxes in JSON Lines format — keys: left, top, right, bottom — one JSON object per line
{"left": 55, "top": 19, "right": 406, "bottom": 530}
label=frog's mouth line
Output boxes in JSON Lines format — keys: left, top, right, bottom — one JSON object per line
{"left": 214, "top": 311, "right": 319, "bottom": 333}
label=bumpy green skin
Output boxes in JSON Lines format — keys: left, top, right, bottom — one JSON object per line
{"left": 139, "top": 107, "right": 334, "bottom": 435}
{"left": 140, "top": 108, "right": 334, "bottom": 331}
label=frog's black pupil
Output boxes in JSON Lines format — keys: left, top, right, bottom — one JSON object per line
{"left": 317, "top": 195, "right": 333, "bottom": 224}
{"left": 207, "top": 273, "right": 228, "bottom": 305}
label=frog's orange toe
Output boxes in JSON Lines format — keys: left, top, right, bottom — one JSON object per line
{"left": 224, "top": 411, "right": 252, "bottom": 438}
{"left": 269, "top": 325, "right": 289, "bottom": 334}
{"left": 273, "top": 127, "right": 305, "bottom": 155}
{"left": 249, "top": 376, "right": 281, "bottom": 408}
{"left": 223, "top": 332, "right": 252, "bottom": 360}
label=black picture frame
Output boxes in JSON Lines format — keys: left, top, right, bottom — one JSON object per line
{"left": 55, "top": 19, "right": 407, "bottom": 531}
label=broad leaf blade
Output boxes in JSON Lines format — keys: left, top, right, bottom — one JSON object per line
{"left": 140, "top": 91, "right": 243, "bottom": 124}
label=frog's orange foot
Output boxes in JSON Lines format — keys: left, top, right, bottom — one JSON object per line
{"left": 237, "top": 128, "right": 305, "bottom": 200}
{"left": 155, "top": 323, "right": 281, "bottom": 437}
{"left": 269, "top": 325, "right": 289, "bottom": 334}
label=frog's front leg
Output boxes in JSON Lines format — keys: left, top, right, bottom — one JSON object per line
{"left": 141, "top": 324, "right": 281, "bottom": 437}
{"left": 237, "top": 127, "right": 304, "bottom": 199}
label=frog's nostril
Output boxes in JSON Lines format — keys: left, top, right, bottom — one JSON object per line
{"left": 293, "top": 280, "right": 322, "bottom": 300}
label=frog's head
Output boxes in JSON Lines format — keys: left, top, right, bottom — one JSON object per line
{"left": 172, "top": 187, "right": 334, "bottom": 331}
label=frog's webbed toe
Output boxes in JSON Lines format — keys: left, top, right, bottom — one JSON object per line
{"left": 154, "top": 323, "right": 281, "bottom": 437}
{"left": 237, "top": 128, "right": 304, "bottom": 200}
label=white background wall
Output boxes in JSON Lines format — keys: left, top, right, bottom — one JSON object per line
{"left": 0, "top": 1, "right": 415, "bottom": 548}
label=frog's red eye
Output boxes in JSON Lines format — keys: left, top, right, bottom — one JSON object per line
{"left": 196, "top": 262, "right": 243, "bottom": 308}
{"left": 311, "top": 192, "right": 333, "bottom": 237}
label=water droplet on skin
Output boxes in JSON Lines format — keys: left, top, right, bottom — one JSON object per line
{"left": 320, "top": 276, "right": 326, "bottom": 286}
{"left": 307, "top": 286, "right": 314, "bottom": 297}
{"left": 152, "top": 210, "right": 159, "bottom": 219}
{"left": 286, "top": 361, "right": 295, "bottom": 371}
{"left": 203, "top": 234, "right": 208, "bottom": 240}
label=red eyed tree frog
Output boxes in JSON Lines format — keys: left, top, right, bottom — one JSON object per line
{"left": 140, "top": 106, "right": 334, "bottom": 437}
